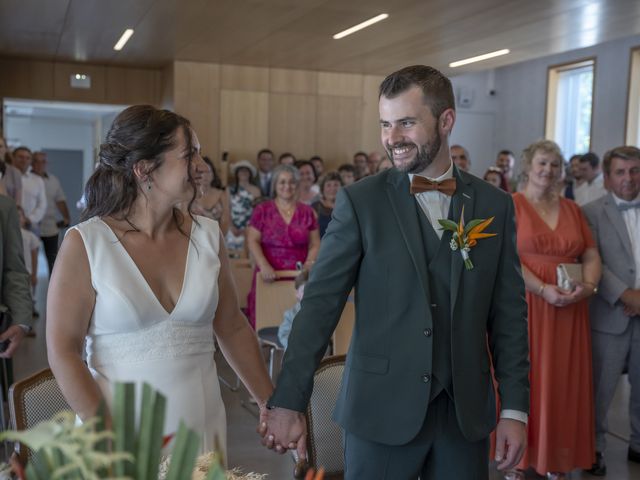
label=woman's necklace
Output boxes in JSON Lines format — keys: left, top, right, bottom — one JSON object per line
{"left": 276, "top": 199, "right": 295, "bottom": 217}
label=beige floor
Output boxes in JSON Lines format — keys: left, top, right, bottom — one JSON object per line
{"left": 9, "top": 253, "right": 640, "bottom": 479}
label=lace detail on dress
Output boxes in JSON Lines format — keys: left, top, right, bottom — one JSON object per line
{"left": 86, "top": 322, "right": 215, "bottom": 367}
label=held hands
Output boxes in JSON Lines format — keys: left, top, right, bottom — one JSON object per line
{"left": 257, "top": 406, "right": 307, "bottom": 460}
{"left": 494, "top": 418, "right": 527, "bottom": 471}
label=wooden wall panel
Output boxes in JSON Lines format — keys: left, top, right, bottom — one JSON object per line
{"left": 53, "top": 62, "right": 107, "bottom": 102}
{"left": 318, "top": 72, "right": 363, "bottom": 97}
{"left": 0, "top": 58, "right": 54, "bottom": 99}
{"left": 220, "top": 90, "right": 269, "bottom": 162}
{"left": 173, "top": 61, "right": 221, "bottom": 157}
{"left": 269, "top": 68, "right": 317, "bottom": 95}
{"left": 221, "top": 65, "right": 269, "bottom": 92}
{"left": 316, "top": 96, "right": 363, "bottom": 168}
{"left": 361, "top": 74, "right": 385, "bottom": 155}
{"left": 268, "top": 93, "right": 317, "bottom": 158}
{"left": 105, "top": 66, "right": 162, "bottom": 106}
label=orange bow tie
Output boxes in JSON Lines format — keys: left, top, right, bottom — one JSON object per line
{"left": 409, "top": 176, "right": 457, "bottom": 196}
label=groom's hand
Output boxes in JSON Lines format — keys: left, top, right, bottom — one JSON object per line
{"left": 494, "top": 418, "right": 527, "bottom": 471}
{"left": 258, "top": 406, "right": 307, "bottom": 460}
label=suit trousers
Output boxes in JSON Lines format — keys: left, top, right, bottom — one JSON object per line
{"left": 40, "top": 234, "right": 60, "bottom": 277}
{"left": 592, "top": 317, "right": 640, "bottom": 452}
{"left": 343, "top": 392, "right": 489, "bottom": 480}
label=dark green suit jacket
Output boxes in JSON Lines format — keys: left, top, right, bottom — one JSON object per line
{"left": 269, "top": 167, "right": 529, "bottom": 445}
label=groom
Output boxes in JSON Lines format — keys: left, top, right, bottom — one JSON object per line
{"left": 261, "top": 65, "right": 529, "bottom": 479}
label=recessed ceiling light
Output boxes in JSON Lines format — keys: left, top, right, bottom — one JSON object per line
{"left": 114, "top": 29, "right": 134, "bottom": 51}
{"left": 449, "top": 49, "right": 510, "bottom": 68}
{"left": 333, "top": 13, "right": 389, "bottom": 40}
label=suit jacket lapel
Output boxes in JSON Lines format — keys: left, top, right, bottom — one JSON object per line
{"left": 603, "top": 193, "right": 633, "bottom": 259}
{"left": 385, "top": 170, "right": 430, "bottom": 301}
{"left": 450, "top": 167, "right": 475, "bottom": 311}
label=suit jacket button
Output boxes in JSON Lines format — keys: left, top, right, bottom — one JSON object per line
{"left": 422, "top": 374, "right": 431, "bottom": 383}
{"left": 423, "top": 328, "right": 432, "bottom": 337}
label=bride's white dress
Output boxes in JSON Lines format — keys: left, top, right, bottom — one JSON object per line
{"left": 72, "top": 215, "right": 226, "bottom": 455}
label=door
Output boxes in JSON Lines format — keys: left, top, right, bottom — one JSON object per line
{"left": 42, "top": 149, "right": 84, "bottom": 227}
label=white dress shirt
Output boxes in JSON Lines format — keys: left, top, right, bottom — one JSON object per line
{"left": 613, "top": 193, "right": 640, "bottom": 288}
{"left": 409, "top": 162, "right": 527, "bottom": 424}
{"left": 574, "top": 173, "right": 607, "bottom": 206}
{"left": 21, "top": 170, "right": 47, "bottom": 225}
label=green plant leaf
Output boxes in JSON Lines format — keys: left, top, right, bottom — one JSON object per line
{"left": 136, "top": 383, "right": 166, "bottom": 480}
{"left": 165, "top": 422, "right": 200, "bottom": 480}
{"left": 437, "top": 219, "right": 458, "bottom": 231}
{"left": 113, "top": 382, "right": 136, "bottom": 478}
{"left": 204, "top": 455, "right": 227, "bottom": 480}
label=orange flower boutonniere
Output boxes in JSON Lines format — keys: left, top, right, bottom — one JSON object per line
{"left": 438, "top": 206, "right": 497, "bottom": 270}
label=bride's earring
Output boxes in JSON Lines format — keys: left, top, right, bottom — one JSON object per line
{"left": 147, "top": 178, "right": 152, "bottom": 191}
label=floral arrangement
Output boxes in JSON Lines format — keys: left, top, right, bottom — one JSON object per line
{"left": 0, "top": 382, "right": 263, "bottom": 480}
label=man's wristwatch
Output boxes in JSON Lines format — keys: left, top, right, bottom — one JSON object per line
{"left": 17, "top": 324, "right": 33, "bottom": 334}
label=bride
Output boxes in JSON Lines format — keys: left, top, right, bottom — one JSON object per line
{"left": 46, "top": 105, "right": 273, "bottom": 457}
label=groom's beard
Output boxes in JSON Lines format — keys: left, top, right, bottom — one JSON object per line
{"left": 385, "top": 130, "right": 442, "bottom": 175}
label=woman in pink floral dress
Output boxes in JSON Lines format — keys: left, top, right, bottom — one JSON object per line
{"left": 245, "top": 164, "right": 320, "bottom": 327}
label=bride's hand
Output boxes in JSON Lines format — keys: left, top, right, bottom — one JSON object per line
{"left": 260, "top": 265, "right": 276, "bottom": 282}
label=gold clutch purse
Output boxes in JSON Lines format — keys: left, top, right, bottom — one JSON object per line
{"left": 556, "top": 263, "right": 583, "bottom": 292}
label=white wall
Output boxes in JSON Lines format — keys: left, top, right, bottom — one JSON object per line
{"left": 5, "top": 115, "right": 95, "bottom": 184}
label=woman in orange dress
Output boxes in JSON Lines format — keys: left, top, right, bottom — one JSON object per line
{"left": 510, "top": 140, "right": 601, "bottom": 479}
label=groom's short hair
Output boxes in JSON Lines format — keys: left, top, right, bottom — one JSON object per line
{"left": 379, "top": 65, "right": 455, "bottom": 118}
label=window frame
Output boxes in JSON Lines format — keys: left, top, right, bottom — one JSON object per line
{"left": 544, "top": 57, "right": 596, "bottom": 154}
{"left": 625, "top": 46, "right": 640, "bottom": 146}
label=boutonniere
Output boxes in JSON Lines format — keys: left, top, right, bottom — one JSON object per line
{"left": 438, "top": 206, "right": 497, "bottom": 270}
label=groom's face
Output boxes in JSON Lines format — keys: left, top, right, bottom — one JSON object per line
{"left": 379, "top": 85, "right": 441, "bottom": 174}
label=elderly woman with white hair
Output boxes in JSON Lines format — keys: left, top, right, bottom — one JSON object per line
{"left": 245, "top": 164, "right": 320, "bottom": 328}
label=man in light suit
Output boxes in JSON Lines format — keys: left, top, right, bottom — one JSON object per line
{"left": 583, "top": 146, "right": 640, "bottom": 476}
{"left": 260, "top": 65, "right": 529, "bottom": 479}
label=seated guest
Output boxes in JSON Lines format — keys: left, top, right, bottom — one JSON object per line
{"left": 583, "top": 146, "right": 640, "bottom": 476}
{"left": 278, "top": 152, "right": 296, "bottom": 166}
{"left": 574, "top": 152, "right": 607, "bottom": 206}
{"left": 483, "top": 166, "right": 509, "bottom": 191}
{"left": 0, "top": 136, "right": 22, "bottom": 205}
{"left": 192, "top": 156, "right": 230, "bottom": 234}
{"left": 507, "top": 139, "right": 601, "bottom": 479}
{"left": 311, "top": 172, "right": 343, "bottom": 237}
{"left": 310, "top": 156, "right": 324, "bottom": 179}
{"left": 451, "top": 144, "right": 471, "bottom": 172}
{"left": 367, "top": 151, "right": 383, "bottom": 175}
{"left": 353, "top": 151, "right": 370, "bottom": 179}
{"left": 226, "top": 160, "right": 261, "bottom": 251}
{"left": 338, "top": 163, "right": 356, "bottom": 186}
{"left": 496, "top": 149, "right": 517, "bottom": 192}
{"left": 294, "top": 160, "right": 320, "bottom": 205}
{"left": 277, "top": 269, "right": 309, "bottom": 349}
{"left": 376, "top": 158, "right": 393, "bottom": 172}
{"left": 246, "top": 165, "right": 320, "bottom": 328}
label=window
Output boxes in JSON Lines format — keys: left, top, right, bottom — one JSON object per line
{"left": 626, "top": 47, "right": 640, "bottom": 146}
{"left": 545, "top": 59, "right": 595, "bottom": 157}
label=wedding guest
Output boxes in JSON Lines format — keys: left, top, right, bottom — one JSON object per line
{"left": 226, "top": 160, "right": 261, "bottom": 251}
{"left": 245, "top": 165, "right": 320, "bottom": 328}
{"left": 376, "top": 158, "right": 394, "bottom": 172}
{"left": 311, "top": 172, "right": 343, "bottom": 237}
{"left": 0, "top": 136, "right": 22, "bottom": 205}
{"left": 338, "top": 164, "right": 356, "bottom": 186}
{"left": 12, "top": 147, "right": 46, "bottom": 233}
{"left": 278, "top": 152, "right": 296, "bottom": 166}
{"left": 294, "top": 160, "right": 320, "bottom": 205}
{"left": 508, "top": 139, "right": 601, "bottom": 479}
{"left": 193, "top": 156, "right": 230, "bottom": 235}
{"left": 483, "top": 166, "right": 509, "bottom": 191}
{"left": 310, "top": 156, "right": 324, "bottom": 179}
{"left": 353, "top": 151, "right": 370, "bottom": 179}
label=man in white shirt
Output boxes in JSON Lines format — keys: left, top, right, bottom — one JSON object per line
{"left": 31, "top": 152, "right": 70, "bottom": 276}
{"left": 11, "top": 147, "right": 46, "bottom": 233}
{"left": 574, "top": 152, "right": 607, "bottom": 206}
{"left": 583, "top": 146, "right": 640, "bottom": 475}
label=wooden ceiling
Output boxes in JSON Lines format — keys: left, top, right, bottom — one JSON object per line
{"left": 1, "top": 0, "right": 640, "bottom": 75}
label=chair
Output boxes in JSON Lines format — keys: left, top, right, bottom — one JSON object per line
{"left": 295, "top": 355, "right": 346, "bottom": 480}
{"left": 8, "top": 367, "right": 71, "bottom": 463}
{"left": 255, "top": 270, "right": 298, "bottom": 380}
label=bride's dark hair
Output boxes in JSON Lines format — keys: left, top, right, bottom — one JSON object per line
{"left": 82, "top": 105, "right": 196, "bottom": 226}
